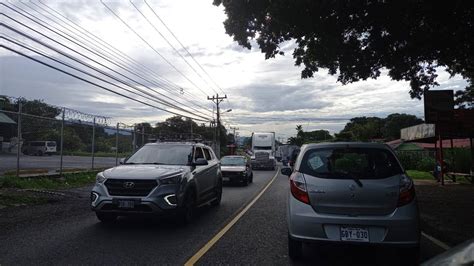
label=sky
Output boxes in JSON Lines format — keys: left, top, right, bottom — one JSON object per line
{"left": 0, "top": 0, "right": 468, "bottom": 141}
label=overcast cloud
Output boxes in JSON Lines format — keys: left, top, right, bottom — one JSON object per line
{"left": 0, "top": 0, "right": 468, "bottom": 140}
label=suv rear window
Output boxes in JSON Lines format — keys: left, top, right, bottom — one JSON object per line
{"left": 299, "top": 147, "right": 403, "bottom": 179}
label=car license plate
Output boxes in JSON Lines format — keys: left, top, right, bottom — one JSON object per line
{"left": 118, "top": 200, "right": 135, "bottom": 209}
{"left": 340, "top": 226, "right": 369, "bottom": 242}
{"left": 222, "top": 177, "right": 230, "bottom": 182}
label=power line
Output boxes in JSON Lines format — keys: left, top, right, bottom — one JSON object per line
{"left": 32, "top": 0, "right": 214, "bottom": 113}
{"left": 1, "top": 7, "right": 212, "bottom": 120}
{"left": 0, "top": 34, "right": 211, "bottom": 121}
{"left": 143, "top": 0, "right": 226, "bottom": 96}
{"left": 0, "top": 40, "right": 210, "bottom": 122}
{"left": 100, "top": 0, "right": 211, "bottom": 98}
{"left": 3, "top": 2, "right": 212, "bottom": 119}
{"left": 129, "top": 0, "right": 219, "bottom": 95}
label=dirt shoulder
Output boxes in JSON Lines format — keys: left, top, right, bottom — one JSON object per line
{"left": 415, "top": 180, "right": 474, "bottom": 246}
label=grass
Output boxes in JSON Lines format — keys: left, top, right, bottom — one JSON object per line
{"left": 406, "top": 170, "right": 473, "bottom": 184}
{"left": 0, "top": 171, "right": 98, "bottom": 190}
{"left": 406, "top": 170, "right": 435, "bottom": 180}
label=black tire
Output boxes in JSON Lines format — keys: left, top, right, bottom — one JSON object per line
{"left": 288, "top": 234, "right": 303, "bottom": 260}
{"left": 243, "top": 176, "right": 249, "bottom": 186}
{"left": 96, "top": 212, "right": 117, "bottom": 223}
{"left": 177, "top": 190, "right": 196, "bottom": 224}
{"left": 250, "top": 172, "right": 253, "bottom": 183}
{"left": 210, "top": 180, "right": 222, "bottom": 206}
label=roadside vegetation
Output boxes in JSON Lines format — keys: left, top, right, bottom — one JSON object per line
{"left": 0, "top": 171, "right": 97, "bottom": 190}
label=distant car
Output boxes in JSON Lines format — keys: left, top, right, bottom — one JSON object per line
{"left": 22, "top": 141, "right": 57, "bottom": 156}
{"left": 288, "top": 148, "right": 300, "bottom": 167}
{"left": 221, "top": 155, "right": 253, "bottom": 186}
{"left": 91, "top": 142, "right": 222, "bottom": 224}
{"left": 282, "top": 142, "right": 420, "bottom": 263}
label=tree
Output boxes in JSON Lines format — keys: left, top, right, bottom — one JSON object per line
{"left": 214, "top": 0, "right": 474, "bottom": 101}
{"left": 338, "top": 117, "right": 384, "bottom": 141}
{"left": 382, "top": 113, "right": 423, "bottom": 140}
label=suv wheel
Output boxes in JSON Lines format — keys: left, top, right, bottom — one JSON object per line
{"left": 96, "top": 212, "right": 117, "bottom": 223}
{"left": 177, "top": 190, "right": 196, "bottom": 224}
{"left": 249, "top": 173, "right": 253, "bottom": 183}
{"left": 288, "top": 234, "right": 302, "bottom": 260}
{"left": 210, "top": 179, "right": 222, "bottom": 206}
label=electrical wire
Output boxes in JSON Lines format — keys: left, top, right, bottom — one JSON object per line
{"left": 2, "top": 3, "right": 213, "bottom": 119}
{"left": 100, "top": 0, "right": 211, "bottom": 98}
{"left": 130, "top": 0, "right": 219, "bottom": 95}
{"left": 0, "top": 40, "right": 210, "bottom": 122}
{"left": 31, "top": 0, "right": 214, "bottom": 113}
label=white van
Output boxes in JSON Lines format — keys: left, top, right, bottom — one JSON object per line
{"left": 22, "top": 141, "right": 57, "bottom": 156}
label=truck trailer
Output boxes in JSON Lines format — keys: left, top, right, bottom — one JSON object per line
{"left": 250, "top": 132, "right": 276, "bottom": 170}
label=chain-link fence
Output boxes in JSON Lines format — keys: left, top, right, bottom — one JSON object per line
{"left": 0, "top": 97, "right": 214, "bottom": 177}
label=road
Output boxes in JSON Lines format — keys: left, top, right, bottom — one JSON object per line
{"left": 0, "top": 154, "right": 117, "bottom": 174}
{"left": 0, "top": 167, "right": 446, "bottom": 265}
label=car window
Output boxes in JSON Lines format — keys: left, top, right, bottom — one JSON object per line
{"left": 300, "top": 147, "right": 402, "bottom": 179}
{"left": 126, "top": 145, "right": 192, "bottom": 165}
{"left": 221, "top": 157, "right": 245, "bottom": 166}
{"left": 203, "top": 148, "right": 211, "bottom": 160}
{"left": 194, "top": 147, "right": 204, "bottom": 160}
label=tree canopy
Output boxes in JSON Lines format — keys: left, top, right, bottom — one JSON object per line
{"left": 214, "top": 0, "right": 474, "bottom": 102}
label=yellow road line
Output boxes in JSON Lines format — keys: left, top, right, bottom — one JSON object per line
{"left": 184, "top": 168, "right": 281, "bottom": 266}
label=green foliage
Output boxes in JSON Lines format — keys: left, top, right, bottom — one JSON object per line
{"left": 0, "top": 171, "right": 97, "bottom": 190}
{"left": 416, "top": 157, "right": 436, "bottom": 172}
{"left": 444, "top": 148, "right": 473, "bottom": 173}
{"left": 406, "top": 170, "right": 435, "bottom": 180}
{"left": 214, "top": 0, "right": 473, "bottom": 100}
{"left": 382, "top": 114, "right": 423, "bottom": 140}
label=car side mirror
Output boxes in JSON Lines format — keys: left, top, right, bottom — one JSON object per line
{"left": 281, "top": 167, "right": 292, "bottom": 176}
{"left": 193, "top": 158, "right": 208, "bottom": 166}
{"left": 119, "top": 158, "right": 126, "bottom": 165}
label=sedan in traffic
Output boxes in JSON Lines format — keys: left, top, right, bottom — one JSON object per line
{"left": 221, "top": 155, "right": 253, "bottom": 186}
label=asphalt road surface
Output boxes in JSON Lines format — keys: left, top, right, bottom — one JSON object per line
{"left": 0, "top": 154, "right": 117, "bottom": 174}
{"left": 0, "top": 167, "right": 446, "bottom": 265}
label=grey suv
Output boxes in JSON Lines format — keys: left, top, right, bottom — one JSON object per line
{"left": 91, "top": 142, "right": 222, "bottom": 224}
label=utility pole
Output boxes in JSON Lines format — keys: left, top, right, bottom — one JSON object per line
{"left": 230, "top": 126, "right": 239, "bottom": 143}
{"left": 208, "top": 94, "right": 227, "bottom": 158}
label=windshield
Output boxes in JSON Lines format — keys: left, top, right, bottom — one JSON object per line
{"left": 221, "top": 157, "right": 245, "bottom": 166}
{"left": 46, "top": 141, "right": 56, "bottom": 147}
{"left": 300, "top": 148, "right": 403, "bottom": 179}
{"left": 253, "top": 146, "right": 271, "bottom": 150}
{"left": 126, "top": 145, "right": 192, "bottom": 165}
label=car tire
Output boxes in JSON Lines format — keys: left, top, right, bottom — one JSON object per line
{"left": 210, "top": 180, "right": 222, "bottom": 206}
{"left": 243, "top": 176, "right": 249, "bottom": 186}
{"left": 96, "top": 212, "right": 117, "bottom": 223}
{"left": 250, "top": 173, "right": 253, "bottom": 183}
{"left": 288, "top": 234, "right": 302, "bottom": 260}
{"left": 177, "top": 190, "right": 196, "bottom": 224}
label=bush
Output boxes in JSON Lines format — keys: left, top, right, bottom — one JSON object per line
{"left": 416, "top": 157, "right": 436, "bottom": 172}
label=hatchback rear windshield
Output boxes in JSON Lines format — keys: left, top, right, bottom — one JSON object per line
{"left": 299, "top": 147, "right": 403, "bottom": 179}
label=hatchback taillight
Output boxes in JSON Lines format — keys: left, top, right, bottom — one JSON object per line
{"left": 290, "top": 172, "right": 310, "bottom": 204}
{"left": 398, "top": 174, "right": 415, "bottom": 207}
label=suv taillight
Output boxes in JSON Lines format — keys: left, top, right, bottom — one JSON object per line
{"left": 398, "top": 174, "right": 415, "bottom": 207}
{"left": 290, "top": 172, "right": 310, "bottom": 204}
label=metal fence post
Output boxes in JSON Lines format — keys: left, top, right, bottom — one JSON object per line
{"left": 16, "top": 102, "right": 22, "bottom": 178}
{"left": 91, "top": 117, "right": 96, "bottom": 169}
{"left": 141, "top": 125, "right": 145, "bottom": 147}
{"left": 59, "top": 108, "right": 65, "bottom": 176}
{"left": 115, "top": 122, "right": 119, "bottom": 166}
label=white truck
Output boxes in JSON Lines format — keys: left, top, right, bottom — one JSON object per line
{"left": 250, "top": 132, "right": 276, "bottom": 170}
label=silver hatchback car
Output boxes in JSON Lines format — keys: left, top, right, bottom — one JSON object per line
{"left": 281, "top": 143, "right": 420, "bottom": 262}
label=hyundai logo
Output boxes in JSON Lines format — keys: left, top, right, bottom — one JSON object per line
{"left": 123, "top": 182, "right": 135, "bottom": 189}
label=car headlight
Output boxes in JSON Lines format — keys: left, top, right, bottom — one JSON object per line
{"left": 159, "top": 174, "right": 181, "bottom": 185}
{"left": 96, "top": 172, "right": 106, "bottom": 184}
